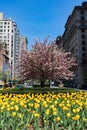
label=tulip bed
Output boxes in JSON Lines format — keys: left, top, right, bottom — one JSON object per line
{"left": 0, "top": 91, "right": 87, "bottom": 130}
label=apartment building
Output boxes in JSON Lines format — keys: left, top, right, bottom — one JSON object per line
{"left": 20, "top": 36, "right": 28, "bottom": 52}
{"left": 62, "top": 2, "right": 87, "bottom": 87}
{"left": 0, "top": 42, "right": 9, "bottom": 71}
{"left": 0, "top": 12, "right": 20, "bottom": 79}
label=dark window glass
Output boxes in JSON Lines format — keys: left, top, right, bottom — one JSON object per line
{"left": 82, "top": 41, "right": 86, "bottom": 45}
{"left": 81, "top": 23, "right": 85, "bottom": 26}
{"left": 81, "top": 10, "right": 84, "bottom": 14}
{"left": 81, "top": 16, "right": 85, "bottom": 20}
{"left": 82, "top": 46, "right": 86, "bottom": 51}
{"left": 82, "top": 53, "right": 86, "bottom": 57}
{"left": 11, "top": 51, "right": 13, "bottom": 57}
{"left": 4, "top": 22, "right": 7, "bottom": 24}
{"left": 0, "top": 30, "right": 3, "bottom": 32}
{"left": 81, "top": 28, "right": 85, "bottom": 32}
{"left": 82, "top": 59, "right": 86, "bottom": 64}
{"left": 81, "top": 34, "right": 85, "bottom": 39}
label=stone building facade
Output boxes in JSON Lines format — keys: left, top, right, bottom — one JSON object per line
{"left": 62, "top": 2, "right": 87, "bottom": 87}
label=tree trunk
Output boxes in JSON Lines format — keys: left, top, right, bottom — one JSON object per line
{"left": 41, "top": 79, "right": 45, "bottom": 88}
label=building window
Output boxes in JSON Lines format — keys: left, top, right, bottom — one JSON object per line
{"left": 12, "top": 30, "right": 13, "bottom": 33}
{"left": 82, "top": 41, "right": 86, "bottom": 45}
{"left": 11, "top": 51, "right": 13, "bottom": 57}
{"left": 81, "top": 34, "right": 85, "bottom": 39}
{"left": 82, "top": 59, "right": 86, "bottom": 64}
{"left": 81, "top": 10, "right": 84, "bottom": 14}
{"left": 81, "top": 16, "right": 85, "bottom": 21}
{"left": 4, "top": 36, "right": 6, "bottom": 38}
{"left": 82, "top": 46, "right": 86, "bottom": 51}
{"left": 11, "top": 44, "right": 13, "bottom": 47}
{"left": 0, "top": 29, "right": 3, "bottom": 32}
{"left": 4, "top": 22, "right": 7, "bottom": 24}
{"left": 82, "top": 53, "right": 86, "bottom": 57}
{"left": 81, "top": 23, "right": 85, "bottom": 26}
{"left": 0, "top": 26, "right": 3, "bottom": 28}
{"left": 81, "top": 28, "right": 85, "bottom": 33}
{"left": 0, "top": 22, "right": 3, "bottom": 24}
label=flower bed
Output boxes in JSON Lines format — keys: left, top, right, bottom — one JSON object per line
{"left": 0, "top": 92, "right": 87, "bottom": 130}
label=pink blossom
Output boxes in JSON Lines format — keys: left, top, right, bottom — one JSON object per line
{"left": 18, "top": 39, "right": 76, "bottom": 85}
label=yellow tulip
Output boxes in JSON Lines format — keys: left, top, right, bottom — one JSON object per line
{"left": 34, "top": 113, "right": 40, "bottom": 118}
{"left": 15, "top": 105, "right": 19, "bottom": 111}
{"left": 76, "top": 108, "right": 80, "bottom": 113}
{"left": 83, "top": 118, "right": 87, "bottom": 122}
{"left": 54, "top": 101, "right": 58, "bottom": 105}
{"left": 72, "top": 109, "right": 76, "bottom": 113}
{"left": 7, "top": 107, "right": 11, "bottom": 111}
{"left": 53, "top": 111, "right": 57, "bottom": 116}
{"left": 66, "top": 113, "right": 71, "bottom": 118}
{"left": 45, "top": 109, "right": 50, "bottom": 116}
{"left": 27, "top": 109, "right": 31, "bottom": 112}
{"left": 18, "top": 113, "right": 22, "bottom": 118}
{"left": 12, "top": 112, "right": 16, "bottom": 117}
{"left": 52, "top": 107, "right": 57, "bottom": 111}
{"left": 50, "top": 105, "right": 54, "bottom": 109}
{"left": 27, "top": 123, "right": 30, "bottom": 127}
{"left": 44, "top": 119, "right": 46, "bottom": 123}
{"left": 56, "top": 117, "right": 60, "bottom": 122}
{"left": 72, "top": 114, "right": 80, "bottom": 120}
{"left": 63, "top": 106, "right": 68, "bottom": 111}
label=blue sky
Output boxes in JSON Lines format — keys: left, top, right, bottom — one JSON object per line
{"left": 0, "top": 0, "right": 85, "bottom": 49}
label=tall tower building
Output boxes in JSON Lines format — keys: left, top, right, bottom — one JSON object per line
{"left": 0, "top": 12, "right": 20, "bottom": 79}
{"left": 62, "top": 2, "right": 87, "bottom": 87}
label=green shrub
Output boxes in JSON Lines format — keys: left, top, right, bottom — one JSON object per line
{"left": 0, "top": 87, "right": 80, "bottom": 94}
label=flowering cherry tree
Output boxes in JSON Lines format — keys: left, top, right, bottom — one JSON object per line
{"left": 18, "top": 39, "right": 76, "bottom": 87}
